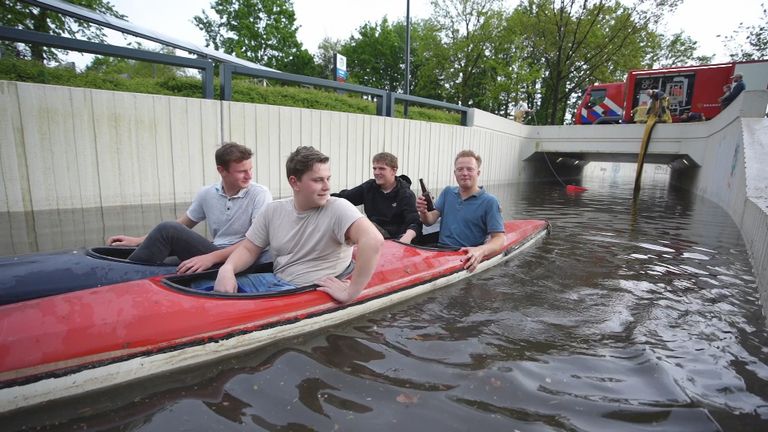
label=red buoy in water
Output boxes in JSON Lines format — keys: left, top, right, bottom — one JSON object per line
{"left": 566, "top": 185, "right": 587, "bottom": 193}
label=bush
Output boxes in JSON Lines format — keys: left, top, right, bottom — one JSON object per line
{"left": 0, "top": 58, "right": 461, "bottom": 125}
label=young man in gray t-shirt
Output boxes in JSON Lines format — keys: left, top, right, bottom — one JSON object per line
{"left": 214, "top": 146, "right": 384, "bottom": 303}
{"left": 108, "top": 143, "right": 271, "bottom": 274}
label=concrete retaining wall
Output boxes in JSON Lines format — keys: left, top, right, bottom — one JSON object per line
{"left": 0, "top": 81, "right": 534, "bottom": 212}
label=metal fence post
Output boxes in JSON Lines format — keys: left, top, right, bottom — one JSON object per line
{"left": 202, "top": 62, "right": 214, "bottom": 99}
{"left": 385, "top": 92, "right": 395, "bottom": 117}
{"left": 220, "top": 64, "right": 233, "bottom": 101}
{"left": 376, "top": 93, "right": 386, "bottom": 117}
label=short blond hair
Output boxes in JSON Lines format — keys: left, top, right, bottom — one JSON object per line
{"left": 454, "top": 150, "right": 482, "bottom": 167}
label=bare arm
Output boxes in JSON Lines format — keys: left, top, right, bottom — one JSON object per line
{"left": 176, "top": 240, "right": 243, "bottom": 274}
{"left": 399, "top": 228, "right": 418, "bottom": 244}
{"left": 107, "top": 215, "right": 198, "bottom": 246}
{"left": 177, "top": 214, "right": 198, "bottom": 229}
{"left": 415, "top": 195, "right": 441, "bottom": 226}
{"left": 460, "top": 232, "right": 506, "bottom": 272}
{"left": 316, "top": 218, "right": 384, "bottom": 303}
{"left": 214, "top": 240, "right": 264, "bottom": 293}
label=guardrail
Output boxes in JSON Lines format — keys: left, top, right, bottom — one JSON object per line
{"left": 0, "top": 26, "right": 215, "bottom": 99}
{"left": 387, "top": 92, "right": 468, "bottom": 125}
{"left": 220, "top": 64, "right": 468, "bottom": 125}
{"left": 1, "top": 25, "right": 468, "bottom": 125}
{"left": 220, "top": 63, "right": 389, "bottom": 116}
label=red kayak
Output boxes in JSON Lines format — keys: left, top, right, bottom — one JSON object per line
{"left": 0, "top": 220, "right": 548, "bottom": 413}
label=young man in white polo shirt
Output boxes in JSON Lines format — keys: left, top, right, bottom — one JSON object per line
{"left": 214, "top": 146, "right": 384, "bottom": 303}
{"left": 107, "top": 142, "right": 272, "bottom": 274}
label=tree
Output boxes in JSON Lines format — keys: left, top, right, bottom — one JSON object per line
{"left": 340, "top": 17, "right": 406, "bottom": 91}
{"left": 430, "top": 0, "right": 506, "bottom": 108}
{"left": 720, "top": 2, "right": 768, "bottom": 61}
{"left": 480, "top": 8, "right": 542, "bottom": 117}
{"left": 410, "top": 19, "right": 451, "bottom": 101}
{"left": 0, "top": 0, "right": 124, "bottom": 63}
{"left": 645, "top": 32, "right": 713, "bottom": 68}
{"left": 340, "top": 17, "right": 453, "bottom": 101}
{"left": 193, "top": 0, "right": 318, "bottom": 75}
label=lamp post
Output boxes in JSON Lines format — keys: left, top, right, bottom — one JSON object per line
{"left": 404, "top": 0, "right": 411, "bottom": 117}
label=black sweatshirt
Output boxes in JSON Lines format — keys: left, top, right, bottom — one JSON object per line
{"left": 332, "top": 176, "right": 419, "bottom": 239}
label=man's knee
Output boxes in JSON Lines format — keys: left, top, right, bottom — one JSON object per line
{"left": 145, "top": 221, "right": 190, "bottom": 242}
{"left": 152, "top": 220, "right": 187, "bottom": 234}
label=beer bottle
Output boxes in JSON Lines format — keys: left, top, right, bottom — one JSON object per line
{"left": 419, "top": 178, "right": 435, "bottom": 212}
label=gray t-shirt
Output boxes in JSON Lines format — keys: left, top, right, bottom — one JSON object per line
{"left": 246, "top": 197, "right": 364, "bottom": 287}
{"left": 187, "top": 182, "right": 272, "bottom": 247}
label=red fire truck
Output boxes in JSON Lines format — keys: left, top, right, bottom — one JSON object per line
{"left": 575, "top": 60, "right": 768, "bottom": 124}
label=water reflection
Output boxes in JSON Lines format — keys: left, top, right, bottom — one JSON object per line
{"left": 0, "top": 203, "right": 192, "bottom": 257}
{"left": 2, "top": 163, "right": 767, "bottom": 431}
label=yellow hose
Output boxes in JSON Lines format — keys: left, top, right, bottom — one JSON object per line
{"left": 633, "top": 111, "right": 658, "bottom": 197}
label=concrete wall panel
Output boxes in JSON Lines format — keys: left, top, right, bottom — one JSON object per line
{"left": 201, "top": 100, "right": 221, "bottom": 187}
{"left": 17, "top": 84, "right": 58, "bottom": 210}
{"left": 0, "top": 82, "right": 28, "bottom": 213}
{"left": 152, "top": 96, "right": 175, "bottom": 204}
{"left": 91, "top": 91, "right": 125, "bottom": 207}
{"left": 69, "top": 88, "right": 101, "bottom": 209}
{"left": 251, "top": 104, "right": 269, "bottom": 186}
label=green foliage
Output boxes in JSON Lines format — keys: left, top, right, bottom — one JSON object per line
{"left": 0, "top": 55, "right": 79, "bottom": 82}
{"left": 392, "top": 104, "right": 461, "bottom": 125}
{"left": 647, "top": 32, "right": 713, "bottom": 68}
{"left": 720, "top": 3, "right": 768, "bottom": 61}
{"left": 0, "top": 57, "right": 460, "bottom": 125}
{"left": 341, "top": 18, "right": 406, "bottom": 92}
{"left": 339, "top": 16, "right": 454, "bottom": 103}
{"left": 0, "top": 0, "right": 124, "bottom": 63}
{"left": 230, "top": 83, "right": 457, "bottom": 125}
{"left": 85, "top": 44, "right": 185, "bottom": 79}
{"left": 193, "top": 0, "right": 318, "bottom": 76}
{"left": 430, "top": 0, "right": 505, "bottom": 108}
{"left": 230, "top": 82, "right": 377, "bottom": 114}
{"left": 409, "top": 19, "right": 451, "bottom": 101}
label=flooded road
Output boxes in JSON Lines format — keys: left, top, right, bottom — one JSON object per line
{"left": 2, "top": 165, "right": 767, "bottom": 431}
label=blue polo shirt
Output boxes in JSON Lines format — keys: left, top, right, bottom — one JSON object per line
{"left": 435, "top": 186, "right": 504, "bottom": 247}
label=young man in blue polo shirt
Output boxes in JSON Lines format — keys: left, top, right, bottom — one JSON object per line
{"left": 416, "top": 149, "right": 505, "bottom": 272}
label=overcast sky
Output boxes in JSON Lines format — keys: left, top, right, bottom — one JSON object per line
{"left": 65, "top": 0, "right": 764, "bottom": 68}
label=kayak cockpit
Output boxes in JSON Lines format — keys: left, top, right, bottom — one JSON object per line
{"left": 163, "top": 261, "right": 347, "bottom": 299}
{"left": 161, "top": 241, "right": 457, "bottom": 299}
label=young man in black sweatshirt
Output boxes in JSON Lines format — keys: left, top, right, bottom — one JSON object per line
{"left": 333, "top": 152, "right": 420, "bottom": 243}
